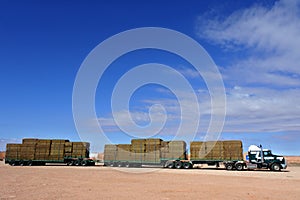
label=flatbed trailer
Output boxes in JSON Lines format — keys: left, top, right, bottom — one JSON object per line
{"left": 104, "top": 139, "right": 287, "bottom": 171}
{"left": 5, "top": 157, "right": 95, "bottom": 166}
{"left": 5, "top": 138, "right": 95, "bottom": 166}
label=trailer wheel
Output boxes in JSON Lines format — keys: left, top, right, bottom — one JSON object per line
{"left": 125, "top": 162, "right": 130, "bottom": 168}
{"left": 271, "top": 163, "right": 281, "bottom": 171}
{"left": 183, "top": 162, "right": 191, "bottom": 169}
{"left": 28, "top": 160, "right": 33, "bottom": 166}
{"left": 67, "top": 161, "right": 73, "bottom": 166}
{"left": 19, "top": 160, "right": 25, "bottom": 166}
{"left": 166, "top": 161, "right": 174, "bottom": 169}
{"left": 9, "top": 160, "right": 16, "bottom": 166}
{"left": 117, "top": 162, "right": 123, "bottom": 167}
{"left": 81, "top": 160, "right": 88, "bottom": 166}
{"left": 175, "top": 161, "right": 182, "bottom": 169}
{"left": 235, "top": 163, "right": 244, "bottom": 171}
{"left": 75, "top": 160, "right": 81, "bottom": 166}
{"left": 225, "top": 163, "right": 234, "bottom": 170}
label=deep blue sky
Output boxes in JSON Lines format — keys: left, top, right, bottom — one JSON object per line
{"left": 1, "top": 0, "right": 299, "bottom": 155}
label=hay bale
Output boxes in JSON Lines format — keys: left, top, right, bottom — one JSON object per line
{"left": 51, "top": 139, "right": 69, "bottom": 144}
{"left": 22, "top": 138, "right": 38, "bottom": 145}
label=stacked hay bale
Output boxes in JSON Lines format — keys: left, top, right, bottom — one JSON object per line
{"left": 223, "top": 140, "right": 243, "bottom": 160}
{"left": 35, "top": 139, "right": 51, "bottom": 160}
{"left": 204, "top": 141, "right": 224, "bottom": 160}
{"left": 64, "top": 142, "right": 73, "bottom": 158}
{"left": 160, "top": 141, "right": 169, "bottom": 159}
{"left": 72, "top": 142, "right": 90, "bottom": 158}
{"left": 5, "top": 144, "right": 21, "bottom": 161}
{"left": 103, "top": 139, "right": 187, "bottom": 165}
{"left": 161, "top": 141, "right": 186, "bottom": 160}
{"left": 116, "top": 144, "right": 132, "bottom": 161}
{"left": 190, "top": 141, "right": 204, "bottom": 160}
{"left": 131, "top": 139, "right": 146, "bottom": 162}
{"left": 144, "top": 138, "right": 162, "bottom": 163}
{"left": 20, "top": 139, "right": 38, "bottom": 160}
{"left": 104, "top": 144, "right": 117, "bottom": 163}
{"left": 190, "top": 140, "right": 243, "bottom": 161}
{"left": 49, "top": 140, "right": 68, "bottom": 161}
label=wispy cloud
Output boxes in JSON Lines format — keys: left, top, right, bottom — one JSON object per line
{"left": 98, "top": 1, "right": 300, "bottom": 142}
{"left": 0, "top": 138, "right": 22, "bottom": 151}
{"left": 196, "top": 0, "right": 300, "bottom": 87}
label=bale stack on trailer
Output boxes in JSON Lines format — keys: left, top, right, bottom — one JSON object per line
{"left": 161, "top": 141, "right": 186, "bottom": 160}
{"left": 49, "top": 140, "right": 68, "bottom": 161}
{"left": 5, "top": 138, "right": 94, "bottom": 166}
{"left": 5, "top": 144, "right": 21, "bottom": 162}
{"left": 64, "top": 142, "right": 73, "bottom": 158}
{"left": 190, "top": 141, "right": 204, "bottom": 160}
{"left": 35, "top": 139, "right": 51, "bottom": 160}
{"left": 72, "top": 142, "right": 90, "bottom": 158}
{"left": 104, "top": 144, "right": 117, "bottom": 164}
{"left": 103, "top": 139, "right": 188, "bottom": 167}
{"left": 131, "top": 139, "right": 146, "bottom": 162}
{"left": 223, "top": 140, "right": 243, "bottom": 160}
{"left": 160, "top": 141, "right": 169, "bottom": 159}
{"left": 190, "top": 140, "right": 243, "bottom": 161}
{"left": 20, "top": 139, "right": 38, "bottom": 161}
{"left": 144, "top": 138, "right": 161, "bottom": 163}
{"left": 116, "top": 144, "right": 132, "bottom": 161}
{"left": 204, "top": 141, "right": 224, "bottom": 160}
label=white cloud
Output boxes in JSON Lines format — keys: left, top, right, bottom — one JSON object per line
{"left": 97, "top": 1, "right": 300, "bottom": 140}
{"left": 98, "top": 85, "right": 300, "bottom": 137}
{"left": 0, "top": 138, "right": 22, "bottom": 151}
{"left": 224, "top": 86, "right": 300, "bottom": 132}
{"left": 196, "top": 0, "right": 300, "bottom": 87}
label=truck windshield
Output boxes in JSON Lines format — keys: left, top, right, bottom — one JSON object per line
{"left": 263, "top": 151, "right": 272, "bottom": 156}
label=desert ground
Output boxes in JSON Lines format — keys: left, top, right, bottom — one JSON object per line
{"left": 0, "top": 161, "right": 299, "bottom": 200}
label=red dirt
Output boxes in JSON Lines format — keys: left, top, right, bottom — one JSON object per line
{"left": 0, "top": 161, "right": 299, "bottom": 200}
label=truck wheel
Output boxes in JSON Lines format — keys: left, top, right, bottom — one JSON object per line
{"left": 271, "top": 163, "right": 281, "bottom": 171}
{"left": 235, "top": 163, "right": 244, "bottom": 171}
{"left": 225, "top": 163, "right": 234, "bottom": 170}
{"left": 183, "top": 162, "right": 191, "bottom": 169}
{"left": 175, "top": 161, "right": 182, "bottom": 169}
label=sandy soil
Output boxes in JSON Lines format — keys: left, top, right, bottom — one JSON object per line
{"left": 0, "top": 161, "right": 299, "bottom": 200}
{"left": 285, "top": 156, "right": 300, "bottom": 166}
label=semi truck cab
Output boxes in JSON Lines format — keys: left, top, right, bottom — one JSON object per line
{"left": 248, "top": 145, "right": 287, "bottom": 171}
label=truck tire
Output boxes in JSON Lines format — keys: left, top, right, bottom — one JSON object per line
{"left": 117, "top": 162, "right": 123, "bottom": 167}
{"left": 81, "top": 160, "right": 88, "bottom": 166}
{"left": 19, "top": 160, "right": 25, "bottom": 166}
{"left": 183, "top": 162, "right": 191, "bottom": 169}
{"left": 166, "top": 162, "right": 174, "bottom": 169}
{"left": 10, "top": 160, "right": 16, "bottom": 166}
{"left": 28, "top": 160, "right": 33, "bottom": 166}
{"left": 271, "top": 163, "right": 281, "bottom": 171}
{"left": 67, "top": 161, "right": 73, "bottom": 166}
{"left": 75, "top": 160, "right": 81, "bottom": 166}
{"left": 175, "top": 161, "right": 182, "bottom": 169}
{"left": 235, "top": 163, "right": 244, "bottom": 171}
{"left": 225, "top": 163, "right": 234, "bottom": 170}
